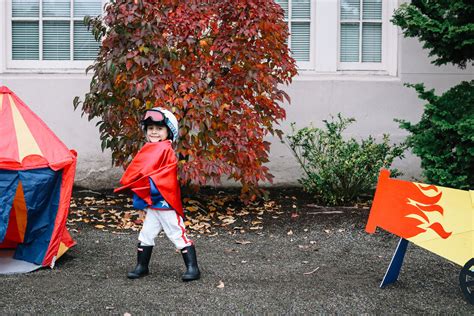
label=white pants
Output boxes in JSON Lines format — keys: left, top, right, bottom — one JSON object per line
{"left": 138, "top": 208, "right": 192, "bottom": 250}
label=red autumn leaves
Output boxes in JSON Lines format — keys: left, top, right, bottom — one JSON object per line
{"left": 76, "top": 0, "right": 297, "bottom": 202}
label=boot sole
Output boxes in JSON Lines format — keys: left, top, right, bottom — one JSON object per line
{"left": 127, "top": 272, "right": 149, "bottom": 279}
{"left": 182, "top": 275, "right": 200, "bottom": 282}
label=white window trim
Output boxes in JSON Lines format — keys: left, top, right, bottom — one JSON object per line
{"left": 3, "top": 0, "right": 398, "bottom": 76}
{"left": 5, "top": 0, "right": 104, "bottom": 72}
{"left": 338, "top": 0, "right": 392, "bottom": 71}
{"left": 286, "top": 0, "right": 315, "bottom": 70}
{"left": 297, "top": 0, "right": 398, "bottom": 77}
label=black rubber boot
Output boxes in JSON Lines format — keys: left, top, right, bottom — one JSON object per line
{"left": 181, "top": 245, "right": 200, "bottom": 281}
{"left": 127, "top": 244, "right": 153, "bottom": 279}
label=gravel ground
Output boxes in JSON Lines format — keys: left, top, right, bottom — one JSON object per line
{"left": 0, "top": 188, "right": 471, "bottom": 314}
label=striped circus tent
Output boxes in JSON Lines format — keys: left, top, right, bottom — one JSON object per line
{"left": 0, "top": 86, "right": 77, "bottom": 274}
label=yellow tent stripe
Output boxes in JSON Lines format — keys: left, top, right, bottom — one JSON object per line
{"left": 0, "top": 94, "right": 3, "bottom": 111}
{"left": 9, "top": 95, "right": 43, "bottom": 160}
{"left": 56, "top": 242, "right": 69, "bottom": 259}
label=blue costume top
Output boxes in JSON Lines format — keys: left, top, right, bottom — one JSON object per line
{"left": 133, "top": 178, "right": 172, "bottom": 210}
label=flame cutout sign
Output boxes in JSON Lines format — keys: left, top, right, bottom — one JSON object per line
{"left": 366, "top": 169, "right": 473, "bottom": 267}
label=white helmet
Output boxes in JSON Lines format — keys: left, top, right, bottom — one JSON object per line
{"left": 141, "top": 107, "right": 179, "bottom": 142}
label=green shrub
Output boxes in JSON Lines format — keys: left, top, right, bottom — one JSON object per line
{"left": 391, "top": 1, "right": 474, "bottom": 69}
{"left": 396, "top": 81, "right": 474, "bottom": 189}
{"left": 287, "top": 114, "right": 406, "bottom": 206}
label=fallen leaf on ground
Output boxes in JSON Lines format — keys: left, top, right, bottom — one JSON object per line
{"left": 187, "top": 199, "right": 201, "bottom": 205}
{"left": 186, "top": 206, "right": 199, "bottom": 212}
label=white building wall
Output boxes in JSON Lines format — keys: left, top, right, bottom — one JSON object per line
{"left": 1, "top": 4, "right": 472, "bottom": 189}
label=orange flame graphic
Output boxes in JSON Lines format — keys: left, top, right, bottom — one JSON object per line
{"left": 366, "top": 170, "right": 452, "bottom": 239}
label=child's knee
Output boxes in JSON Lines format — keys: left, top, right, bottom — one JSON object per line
{"left": 139, "top": 231, "right": 157, "bottom": 246}
{"left": 168, "top": 231, "right": 192, "bottom": 249}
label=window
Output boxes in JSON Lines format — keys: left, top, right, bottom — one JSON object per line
{"left": 274, "top": 0, "right": 397, "bottom": 75}
{"left": 275, "top": 0, "right": 313, "bottom": 69}
{"left": 339, "top": 0, "right": 385, "bottom": 70}
{"left": 8, "top": 0, "right": 102, "bottom": 69}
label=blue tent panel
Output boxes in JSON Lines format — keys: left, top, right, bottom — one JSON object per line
{"left": 0, "top": 170, "right": 20, "bottom": 243}
{"left": 14, "top": 168, "right": 62, "bottom": 264}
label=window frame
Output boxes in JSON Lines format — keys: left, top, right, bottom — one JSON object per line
{"left": 281, "top": 0, "right": 315, "bottom": 70}
{"left": 4, "top": 0, "right": 398, "bottom": 75}
{"left": 338, "top": 0, "right": 388, "bottom": 71}
{"left": 296, "top": 0, "right": 398, "bottom": 76}
{"left": 6, "top": 0, "right": 104, "bottom": 70}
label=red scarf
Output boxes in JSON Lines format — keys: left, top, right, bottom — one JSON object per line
{"left": 114, "top": 140, "right": 184, "bottom": 217}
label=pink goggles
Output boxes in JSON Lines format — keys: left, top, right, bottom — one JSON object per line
{"left": 142, "top": 109, "right": 165, "bottom": 123}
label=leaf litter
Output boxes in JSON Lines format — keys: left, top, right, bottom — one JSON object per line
{"left": 68, "top": 187, "right": 364, "bottom": 236}
{"left": 68, "top": 188, "right": 287, "bottom": 236}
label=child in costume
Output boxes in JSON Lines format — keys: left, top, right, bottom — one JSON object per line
{"left": 114, "top": 107, "right": 200, "bottom": 281}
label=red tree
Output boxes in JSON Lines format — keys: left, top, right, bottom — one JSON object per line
{"left": 74, "top": 0, "right": 297, "bottom": 200}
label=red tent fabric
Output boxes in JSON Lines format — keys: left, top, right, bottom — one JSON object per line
{"left": 0, "top": 86, "right": 77, "bottom": 272}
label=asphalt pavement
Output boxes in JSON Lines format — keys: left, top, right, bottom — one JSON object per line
{"left": 0, "top": 206, "right": 471, "bottom": 314}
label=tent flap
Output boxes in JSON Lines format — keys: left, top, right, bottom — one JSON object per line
{"left": 0, "top": 170, "right": 20, "bottom": 243}
{"left": 13, "top": 168, "right": 62, "bottom": 265}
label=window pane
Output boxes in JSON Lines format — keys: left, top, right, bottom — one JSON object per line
{"left": 43, "top": 0, "right": 70, "bottom": 17}
{"left": 12, "top": 0, "right": 39, "bottom": 17}
{"left": 340, "top": 22, "right": 359, "bottom": 62}
{"left": 43, "top": 21, "right": 70, "bottom": 60}
{"left": 363, "top": 0, "right": 382, "bottom": 20}
{"left": 291, "top": 22, "right": 310, "bottom": 61}
{"left": 74, "top": 0, "right": 102, "bottom": 17}
{"left": 74, "top": 21, "right": 100, "bottom": 60}
{"left": 292, "top": 0, "right": 310, "bottom": 19}
{"left": 362, "top": 22, "right": 381, "bottom": 62}
{"left": 12, "top": 21, "right": 39, "bottom": 60}
{"left": 274, "top": 0, "right": 288, "bottom": 19}
{"left": 340, "top": 0, "right": 360, "bottom": 20}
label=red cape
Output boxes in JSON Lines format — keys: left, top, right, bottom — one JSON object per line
{"left": 114, "top": 141, "right": 184, "bottom": 217}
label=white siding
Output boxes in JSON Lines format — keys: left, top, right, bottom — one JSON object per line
{"left": 1, "top": 1, "right": 473, "bottom": 188}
